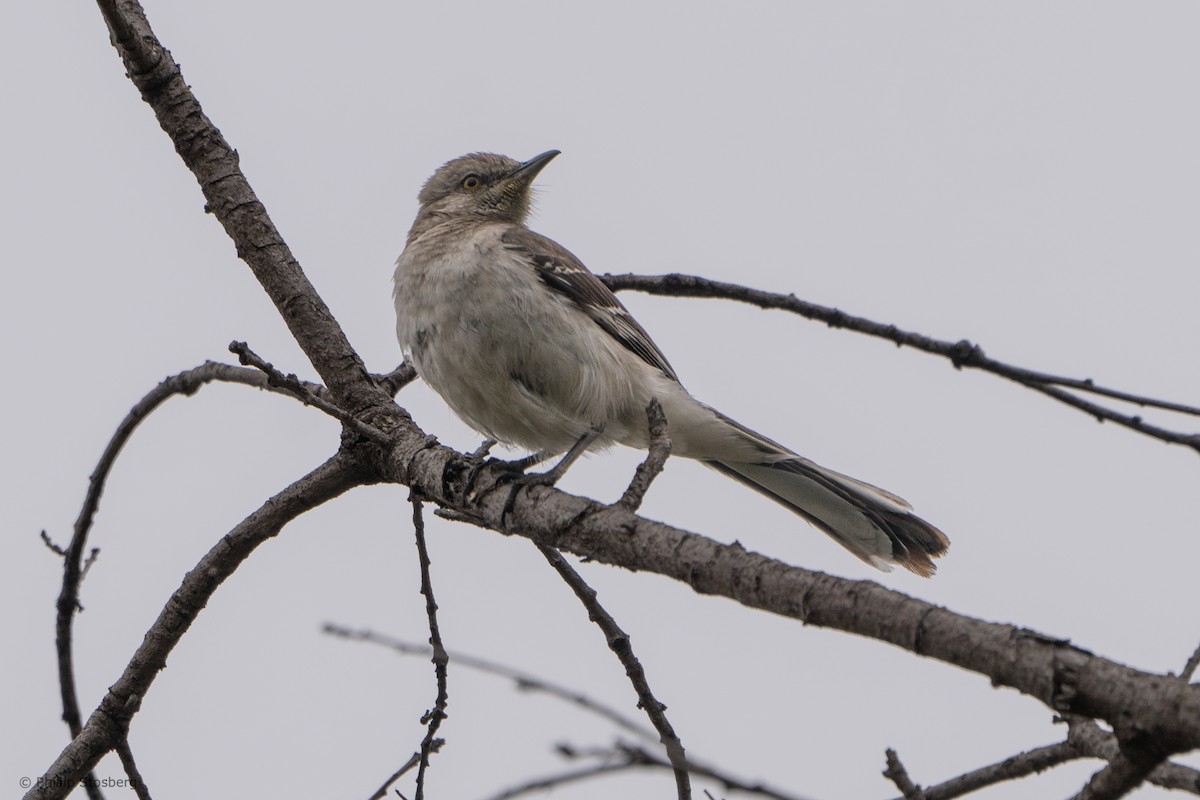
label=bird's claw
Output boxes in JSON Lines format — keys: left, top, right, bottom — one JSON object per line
{"left": 463, "top": 452, "right": 543, "bottom": 504}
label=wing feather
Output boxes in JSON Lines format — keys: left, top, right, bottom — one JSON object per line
{"left": 501, "top": 227, "right": 679, "bottom": 381}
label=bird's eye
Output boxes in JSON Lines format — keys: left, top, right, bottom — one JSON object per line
{"left": 461, "top": 174, "right": 482, "bottom": 190}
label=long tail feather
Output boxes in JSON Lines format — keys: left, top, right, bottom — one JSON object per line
{"left": 708, "top": 458, "right": 950, "bottom": 577}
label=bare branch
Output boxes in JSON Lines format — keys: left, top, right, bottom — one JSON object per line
{"left": 478, "top": 760, "right": 642, "bottom": 800}
{"left": 27, "top": 453, "right": 365, "bottom": 800}
{"left": 884, "top": 749, "right": 927, "bottom": 800}
{"left": 896, "top": 717, "right": 1200, "bottom": 800}
{"left": 229, "top": 341, "right": 389, "bottom": 443}
{"left": 603, "top": 742, "right": 813, "bottom": 800}
{"left": 325, "top": 627, "right": 815, "bottom": 800}
{"left": 93, "top": 0, "right": 394, "bottom": 417}
{"left": 600, "top": 272, "right": 1200, "bottom": 452}
{"left": 1067, "top": 719, "right": 1200, "bottom": 794}
{"left": 410, "top": 498, "right": 449, "bottom": 800}
{"left": 377, "top": 361, "right": 419, "bottom": 397}
{"left": 114, "top": 739, "right": 152, "bottom": 800}
{"left": 1071, "top": 746, "right": 1165, "bottom": 800}
{"left": 40, "top": 531, "right": 67, "bottom": 556}
{"left": 616, "top": 399, "right": 672, "bottom": 512}
{"left": 404, "top": 434, "right": 1200, "bottom": 764}
{"left": 78, "top": 1, "right": 1200, "bottom": 797}
{"left": 1183, "top": 641, "right": 1200, "bottom": 684}
{"left": 906, "top": 741, "right": 1080, "bottom": 800}
{"left": 322, "top": 626, "right": 657, "bottom": 742}
{"left": 48, "top": 362, "right": 303, "bottom": 763}
{"left": 535, "top": 545, "right": 690, "bottom": 799}
{"left": 48, "top": 359, "right": 351, "bottom": 771}
{"left": 366, "top": 753, "right": 421, "bottom": 800}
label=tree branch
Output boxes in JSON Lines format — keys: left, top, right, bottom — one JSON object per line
{"left": 49, "top": 360, "right": 343, "bottom": 774}
{"left": 1067, "top": 719, "right": 1200, "bottom": 794}
{"left": 536, "top": 545, "right": 690, "bottom": 799}
{"left": 28, "top": 453, "right": 366, "bottom": 800}
{"left": 324, "top": 627, "right": 814, "bottom": 800}
{"left": 1071, "top": 744, "right": 1165, "bottom": 800}
{"left": 883, "top": 749, "right": 927, "bottom": 799}
{"left": 229, "top": 341, "right": 389, "bottom": 443}
{"left": 80, "top": 1, "right": 1200, "bottom": 796}
{"left": 616, "top": 398, "right": 672, "bottom": 512}
{"left": 400, "top": 437, "right": 1200, "bottom": 763}
{"left": 93, "top": 0, "right": 394, "bottom": 417}
{"left": 600, "top": 272, "right": 1200, "bottom": 453}
{"left": 410, "top": 498, "right": 449, "bottom": 800}
{"left": 322, "top": 626, "right": 657, "bottom": 742}
{"left": 900, "top": 740, "right": 1080, "bottom": 800}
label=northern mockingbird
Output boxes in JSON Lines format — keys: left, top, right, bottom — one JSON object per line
{"left": 393, "top": 150, "right": 949, "bottom": 576}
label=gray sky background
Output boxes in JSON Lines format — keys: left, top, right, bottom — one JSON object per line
{"left": 4, "top": 2, "right": 1200, "bottom": 798}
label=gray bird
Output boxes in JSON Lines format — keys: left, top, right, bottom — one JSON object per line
{"left": 393, "top": 150, "right": 949, "bottom": 576}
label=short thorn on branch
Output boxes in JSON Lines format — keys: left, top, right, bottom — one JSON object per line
{"left": 40, "top": 530, "right": 67, "bottom": 557}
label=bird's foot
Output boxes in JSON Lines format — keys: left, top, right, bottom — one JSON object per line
{"left": 462, "top": 444, "right": 552, "bottom": 505}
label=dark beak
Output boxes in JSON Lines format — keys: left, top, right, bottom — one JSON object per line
{"left": 510, "top": 149, "right": 561, "bottom": 182}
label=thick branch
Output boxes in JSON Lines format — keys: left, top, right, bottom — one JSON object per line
{"left": 399, "top": 441, "right": 1200, "bottom": 760}
{"left": 28, "top": 454, "right": 365, "bottom": 800}
{"left": 94, "top": 0, "right": 393, "bottom": 416}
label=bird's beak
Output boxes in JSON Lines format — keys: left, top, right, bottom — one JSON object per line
{"left": 509, "top": 150, "right": 561, "bottom": 183}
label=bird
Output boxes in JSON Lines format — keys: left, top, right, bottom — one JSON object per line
{"left": 393, "top": 150, "right": 949, "bottom": 576}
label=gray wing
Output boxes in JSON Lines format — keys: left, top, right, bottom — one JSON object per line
{"left": 501, "top": 226, "right": 679, "bottom": 382}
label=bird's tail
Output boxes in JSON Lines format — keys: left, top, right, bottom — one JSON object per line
{"left": 646, "top": 386, "right": 949, "bottom": 575}
{"left": 708, "top": 456, "right": 949, "bottom": 576}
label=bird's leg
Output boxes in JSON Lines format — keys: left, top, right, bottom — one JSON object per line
{"left": 529, "top": 426, "right": 603, "bottom": 484}
{"left": 462, "top": 440, "right": 560, "bottom": 502}
{"left": 499, "top": 425, "right": 605, "bottom": 517}
{"left": 463, "top": 441, "right": 566, "bottom": 503}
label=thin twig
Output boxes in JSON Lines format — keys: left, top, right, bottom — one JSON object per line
{"left": 376, "top": 361, "right": 419, "bottom": 397}
{"left": 1182, "top": 641, "right": 1200, "bottom": 683}
{"left": 322, "top": 625, "right": 656, "bottom": 741}
{"left": 903, "top": 741, "right": 1080, "bottom": 800}
{"left": 230, "top": 341, "right": 388, "bottom": 443}
{"left": 478, "top": 761, "right": 643, "bottom": 800}
{"left": 114, "top": 739, "right": 152, "bottom": 800}
{"left": 599, "top": 742, "right": 812, "bottom": 800}
{"left": 884, "top": 749, "right": 927, "bottom": 800}
{"left": 365, "top": 753, "right": 421, "bottom": 800}
{"left": 324, "top": 626, "right": 813, "bottom": 800}
{"left": 617, "top": 399, "right": 672, "bottom": 512}
{"left": 601, "top": 272, "right": 1200, "bottom": 452}
{"left": 411, "top": 498, "right": 449, "bottom": 800}
{"left": 535, "top": 544, "right": 690, "bottom": 799}
{"left": 40, "top": 531, "right": 67, "bottom": 556}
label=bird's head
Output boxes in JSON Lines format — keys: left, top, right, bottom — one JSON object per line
{"left": 411, "top": 150, "right": 560, "bottom": 232}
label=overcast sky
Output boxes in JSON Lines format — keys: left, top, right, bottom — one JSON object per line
{"left": 5, "top": 2, "right": 1200, "bottom": 798}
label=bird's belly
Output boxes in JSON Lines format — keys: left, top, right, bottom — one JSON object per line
{"left": 404, "top": 285, "right": 646, "bottom": 453}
